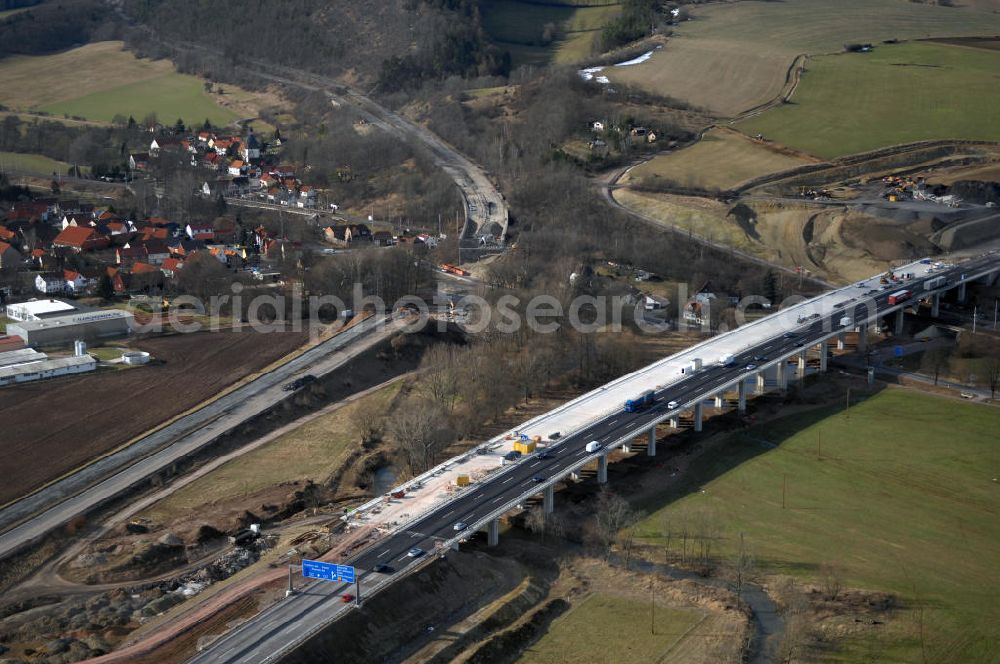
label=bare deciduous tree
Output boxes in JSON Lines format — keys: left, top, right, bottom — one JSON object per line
{"left": 733, "top": 532, "right": 756, "bottom": 608}
{"left": 594, "top": 487, "right": 640, "bottom": 561}
{"left": 819, "top": 561, "right": 843, "bottom": 601}
{"left": 389, "top": 398, "right": 444, "bottom": 474}
{"left": 350, "top": 403, "right": 384, "bottom": 446}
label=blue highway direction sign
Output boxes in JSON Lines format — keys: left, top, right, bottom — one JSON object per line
{"left": 302, "top": 559, "right": 356, "bottom": 583}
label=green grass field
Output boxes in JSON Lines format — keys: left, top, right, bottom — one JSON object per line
{"left": 40, "top": 73, "right": 239, "bottom": 127}
{"left": 634, "top": 389, "right": 1000, "bottom": 662}
{"left": 0, "top": 150, "right": 85, "bottom": 176}
{"left": 603, "top": 0, "right": 1000, "bottom": 117}
{"left": 481, "top": 0, "right": 621, "bottom": 66}
{"left": 626, "top": 128, "right": 813, "bottom": 191}
{"left": 739, "top": 42, "right": 1000, "bottom": 159}
{"left": 518, "top": 593, "right": 704, "bottom": 663}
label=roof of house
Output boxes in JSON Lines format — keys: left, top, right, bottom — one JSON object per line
{"left": 131, "top": 262, "right": 160, "bottom": 275}
{"left": 0, "top": 240, "right": 16, "bottom": 255}
{"left": 53, "top": 226, "right": 99, "bottom": 247}
{"left": 162, "top": 257, "right": 184, "bottom": 272}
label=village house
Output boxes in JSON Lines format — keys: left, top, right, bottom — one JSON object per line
{"left": 63, "top": 269, "right": 90, "bottom": 294}
{"left": 161, "top": 257, "right": 184, "bottom": 278}
{"left": 0, "top": 241, "right": 21, "bottom": 273}
{"left": 129, "top": 153, "right": 150, "bottom": 171}
{"left": 35, "top": 273, "right": 65, "bottom": 294}
{"left": 52, "top": 226, "right": 109, "bottom": 253}
{"left": 185, "top": 223, "right": 215, "bottom": 242}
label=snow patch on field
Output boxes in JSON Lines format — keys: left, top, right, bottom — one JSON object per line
{"left": 578, "top": 48, "right": 658, "bottom": 84}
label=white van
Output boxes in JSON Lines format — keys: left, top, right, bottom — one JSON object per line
{"left": 667, "top": 400, "right": 679, "bottom": 409}
{"left": 585, "top": 441, "right": 602, "bottom": 453}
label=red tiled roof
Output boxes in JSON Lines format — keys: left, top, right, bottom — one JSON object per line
{"left": 53, "top": 226, "right": 99, "bottom": 248}
{"left": 131, "top": 262, "right": 160, "bottom": 275}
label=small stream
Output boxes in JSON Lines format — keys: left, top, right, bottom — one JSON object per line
{"left": 612, "top": 556, "right": 784, "bottom": 663}
{"left": 371, "top": 464, "right": 399, "bottom": 496}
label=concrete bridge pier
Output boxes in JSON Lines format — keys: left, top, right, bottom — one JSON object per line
{"left": 756, "top": 371, "right": 766, "bottom": 395}
{"left": 488, "top": 518, "right": 499, "bottom": 547}
{"left": 669, "top": 418, "right": 678, "bottom": 429}
{"left": 931, "top": 292, "right": 940, "bottom": 318}
{"left": 647, "top": 427, "right": 657, "bottom": 457}
{"left": 797, "top": 352, "right": 807, "bottom": 379}
{"left": 857, "top": 323, "right": 868, "bottom": 354}
{"left": 737, "top": 380, "right": 747, "bottom": 414}
{"left": 957, "top": 281, "right": 967, "bottom": 303}
{"left": 621, "top": 442, "right": 631, "bottom": 453}
{"left": 693, "top": 403, "right": 703, "bottom": 432}
{"left": 776, "top": 360, "right": 788, "bottom": 391}
{"left": 714, "top": 392, "right": 724, "bottom": 408}
{"left": 894, "top": 308, "right": 905, "bottom": 336}
{"left": 836, "top": 332, "right": 845, "bottom": 351}
{"left": 597, "top": 454, "right": 608, "bottom": 484}
{"left": 819, "top": 340, "right": 828, "bottom": 372}
{"left": 570, "top": 471, "right": 581, "bottom": 482}
{"left": 543, "top": 485, "right": 554, "bottom": 514}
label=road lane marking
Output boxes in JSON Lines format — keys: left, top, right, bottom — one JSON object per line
{"left": 502, "top": 477, "right": 514, "bottom": 484}
{"left": 377, "top": 548, "right": 390, "bottom": 558}
{"left": 529, "top": 461, "right": 540, "bottom": 468}
{"left": 492, "top": 496, "right": 504, "bottom": 504}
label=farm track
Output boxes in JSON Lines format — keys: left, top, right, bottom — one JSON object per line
{"left": 598, "top": 158, "right": 834, "bottom": 288}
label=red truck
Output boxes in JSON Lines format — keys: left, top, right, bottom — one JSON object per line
{"left": 888, "top": 290, "right": 912, "bottom": 305}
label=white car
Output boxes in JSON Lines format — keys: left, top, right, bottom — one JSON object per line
{"left": 667, "top": 400, "right": 679, "bottom": 409}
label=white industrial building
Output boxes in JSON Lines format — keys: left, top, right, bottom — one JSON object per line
{"left": 0, "top": 348, "right": 96, "bottom": 386}
{"left": 5, "top": 299, "right": 78, "bottom": 322}
{"left": 5, "top": 309, "right": 134, "bottom": 346}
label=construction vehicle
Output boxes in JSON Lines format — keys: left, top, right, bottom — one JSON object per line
{"left": 456, "top": 474, "right": 470, "bottom": 487}
{"left": 513, "top": 439, "right": 537, "bottom": 454}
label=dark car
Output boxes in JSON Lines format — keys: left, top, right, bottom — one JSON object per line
{"left": 752, "top": 355, "right": 768, "bottom": 362}
{"left": 373, "top": 564, "right": 394, "bottom": 574}
{"left": 532, "top": 475, "right": 546, "bottom": 483}
{"left": 283, "top": 374, "right": 318, "bottom": 391}
{"left": 783, "top": 332, "right": 795, "bottom": 339}
{"left": 794, "top": 341, "right": 805, "bottom": 347}
{"left": 536, "top": 451, "right": 553, "bottom": 460}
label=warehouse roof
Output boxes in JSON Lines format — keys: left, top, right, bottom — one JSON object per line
{"left": 0, "top": 348, "right": 47, "bottom": 368}
{"left": 0, "top": 354, "right": 95, "bottom": 380}
{"left": 5, "top": 299, "right": 76, "bottom": 320}
{"left": 9, "top": 309, "right": 134, "bottom": 332}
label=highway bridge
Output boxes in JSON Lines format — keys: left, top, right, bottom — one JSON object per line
{"left": 188, "top": 252, "right": 999, "bottom": 663}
